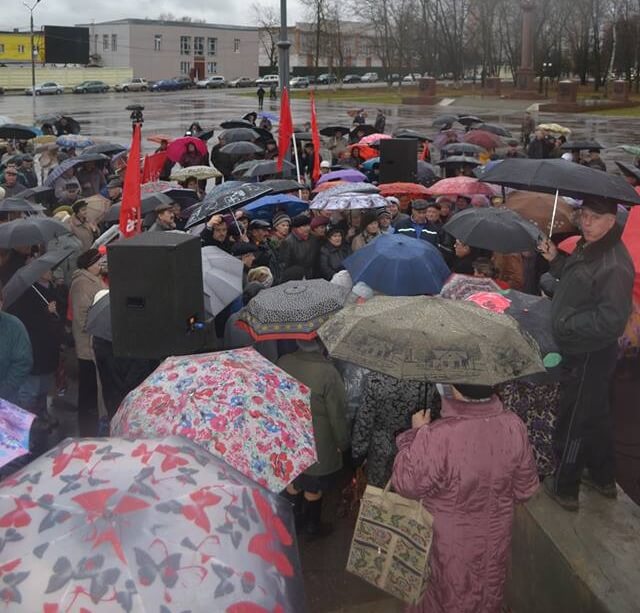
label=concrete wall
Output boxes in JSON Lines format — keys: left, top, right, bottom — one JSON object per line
{"left": 85, "top": 22, "right": 259, "bottom": 82}
{"left": 89, "top": 24, "right": 131, "bottom": 69}
{"left": 0, "top": 66, "right": 133, "bottom": 90}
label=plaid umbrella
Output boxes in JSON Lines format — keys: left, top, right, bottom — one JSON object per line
{"left": 0, "top": 436, "right": 304, "bottom": 611}
{"left": 0, "top": 398, "right": 34, "bottom": 469}
{"left": 318, "top": 295, "right": 545, "bottom": 385}
{"left": 237, "top": 280, "right": 349, "bottom": 341}
{"left": 112, "top": 349, "right": 316, "bottom": 492}
{"left": 439, "top": 274, "right": 501, "bottom": 300}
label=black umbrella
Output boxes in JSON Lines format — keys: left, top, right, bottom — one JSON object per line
{"left": 350, "top": 125, "right": 377, "bottom": 138}
{"left": 615, "top": 161, "right": 640, "bottom": 182}
{"left": 477, "top": 123, "right": 512, "bottom": 137}
{"left": 195, "top": 128, "right": 215, "bottom": 141}
{"left": 291, "top": 132, "right": 313, "bottom": 141}
{"left": 83, "top": 143, "right": 127, "bottom": 156}
{"left": 1, "top": 248, "right": 74, "bottom": 309}
{"left": 219, "top": 128, "right": 259, "bottom": 143}
{"left": 53, "top": 116, "right": 81, "bottom": 135}
{"left": 443, "top": 207, "right": 540, "bottom": 253}
{"left": 253, "top": 127, "right": 274, "bottom": 142}
{"left": 440, "top": 143, "right": 485, "bottom": 156}
{"left": 392, "top": 128, "right": 433, "bottom": 142}
{"left": 416, "top": 160, "right": 438, "bottom": 185}
{"left": 220, "top": 141, "right": 264, "bottom": 155}
{"left": 236, "top": 159, "right": 295, "bottom": 178}
{"left": 0, "top": 197, "right": 45, "bottom": 214}
{"left": 0, "top": 124, "right": 39, "bottom": 141}
{"left": 22, "top": 185, "right": 55, "bottom": 207}
{"left": 86, "top": 292, "right": 112, "bottom": 341}
{"left": 161, "top": 188, "right": 200, "bottom": 209}
{"left": 261, "top": 179, "right": 305, "bottom": 194}
{"left": 243, "top": 112, "right": 259, "bottom": 122}
{"left": 458, "top": 115, "right": 483, "bottom": 126}
{"left": 0, "top": 217, "right": 69, "bottom": 248}
{"left": 560, "top": 140, "right": 603, "bottom": 151}
{"left": 480, "top": 158, "right": 640, "bottom": 205}
{"left": 77, "top": 152, "right": 110, "bottom": 164}
{"left": 103, "top": 193, "right": 175, "bottom": 223}
{"left": 436, "top": 155, "right": 481, "bottom": 167}
{"left": 432, "top": 114, "right": 459, "bottom": 128}
{"left": 220, "top": 119, "right": 255, "bottom": 130}
{"left": 185, "top": 184, "right": 273, "bottom": 229}
{"left": 319, "top": 126, "right": 350, "bottom": 137}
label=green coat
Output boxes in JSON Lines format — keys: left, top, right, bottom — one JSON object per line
{"left": 277, "top": 350, "right": 349, "bottom": 477}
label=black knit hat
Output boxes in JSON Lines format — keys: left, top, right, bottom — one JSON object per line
{"left": 291, "top": 213, "right": 311, "bottom": 228}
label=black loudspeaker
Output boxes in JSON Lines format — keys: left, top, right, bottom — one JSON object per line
{"left": 379, "top": 139, "right": 418, "bottom": 183}
{"left": 108, "top": 232, "right": 205, "bottom": 359}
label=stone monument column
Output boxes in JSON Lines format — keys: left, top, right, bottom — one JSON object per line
{"left": 516, "top": 1, "right": 537, "bottom": 91}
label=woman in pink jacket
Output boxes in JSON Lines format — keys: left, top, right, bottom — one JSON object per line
{"left": 392, "top": 384, "right": 539, "bottom": 613}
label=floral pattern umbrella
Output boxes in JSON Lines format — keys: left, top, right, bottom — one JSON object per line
{"left": 0, "top": 436, "right": 304, "bottom": 612}
{"left": 0, "top": 399, "right": 34, "bottom": 468}
{"left": 111, "top": 348, "right": 316, "bottom": 493}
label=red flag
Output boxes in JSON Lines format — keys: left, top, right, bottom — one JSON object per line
{"left": 119, "top": 123, "right": 142, "bottom": 238}
{"left": 310, "top": 92, "right": 321, "bottom": 182}
{"left": 142, "top": 151, "right": 167, "bottom": 183}
{"left": 622, "top": 205, "right": 640, "bottom": 304}
{"left": 277, "top": 87, "right": 294, "bottom": 172}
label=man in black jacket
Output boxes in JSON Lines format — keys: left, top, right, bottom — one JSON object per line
{"left": 394, "top": 199, "right": 440, "bottom": 246}
{"left": 539, "top": 197, "right": 634, "bottom": 511}
{"left": 279, "top": 214, "right": 318, "bottom": 279}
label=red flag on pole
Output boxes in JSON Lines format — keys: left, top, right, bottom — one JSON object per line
{"left": 119, "top": 123, "right": 142, "bottom": 238}
{"left": 310, "top": 91, "right": 321, "bottom": 182}
{"left": 277, "top": 87, "right": 294, "bottom": 172}
{"left": 142, "top": 151, "right": 167, "bottom": 183}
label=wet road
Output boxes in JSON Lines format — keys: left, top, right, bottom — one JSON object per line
{"left": 1, "top": 88, "right": 638, "bottom": 158}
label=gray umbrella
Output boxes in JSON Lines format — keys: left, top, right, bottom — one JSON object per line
{"left": 0, "top": 217, "right": 70, "bottom": 248}
{"left": 238, "top": 160, "right": 295, "bottom": 178}
{"left": 219, "top": 128, "right": 259, "bottom": 143}
{"left": 318, "top": 295, "right": 545, "bottom": 385}
{"left": 1, "top": 248, "right": 74, "bottom": 309}
{"left": 238, "top": 279, "right": 349, "bottom": 340}
{"left": 436, "top": 155, "right": 481, "bottom": 167}
{"left": 440, "top": 143, "right": 485, "bottom": 156}
{"left": 103, "top": 193, "right": 175, "bottom": 223}
{"left": 0, "top": 197, "right": 45, "bottom": 214}
{"left": 83, "top": 143, "right": 127, "bottom": 156}
{"left": 220, "top": 141, "right": 264, "bottom": 155}
{"left": 201, "top": 246, "right": 243, "bottom": 316}
{"left": 261, "top": 179, "right": 305, "bottom": 194}
{"left": 86, "top": 292, "right": 112, "bottom": 341}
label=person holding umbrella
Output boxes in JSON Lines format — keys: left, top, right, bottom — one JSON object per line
{"left": 539, "top": 197, "right": 635, "bottom": 511}
{"left": 247, "top": 218, "right": 280, "bottom": 281}
{"left": 148, "top": 202, "right": 177, "bottom": 232}
{"left": 232, "top": 242, "right": 259, "bottom": 288}
{"left": 0, "top": 280, "right": 33, "bottom": 404}
{"left": 201, "top": 213, "right": 232, "bottom": 252}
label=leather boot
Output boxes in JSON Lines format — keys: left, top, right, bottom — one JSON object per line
{"left": 303, "top": 497, "right": 333, "bottom": 539}
{"left": 281, "top": 490, "right": 304, "bottom": 532}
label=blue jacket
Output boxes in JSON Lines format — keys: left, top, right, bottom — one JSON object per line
{"left": 394, "top": 217, "right": 441, "bottom": 246}
{"left": 0, "top": 312, "right": 33, "bottom": 403}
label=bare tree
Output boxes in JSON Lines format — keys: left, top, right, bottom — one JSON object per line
{"left": 252, "top": 2, "right": 280, "bottom": 71}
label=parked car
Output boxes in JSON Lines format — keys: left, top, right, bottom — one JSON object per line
{"left": 174, "top": 76, "right": 195, "bottom": 89}
{"left": 150, "top": 79, "right": 182, "bottom": 92}
{"left": 290, "top": 76, "right": 310, "bottom": 88}
{"left": 402, "top": 73, "right": 423, "bottom": 82}
{"left": 317, "top": 73, "right": 338, "bottom": 85}
{"left": 25, "top": 81, "right": 64, "bottom": 96}
{"left": 197, "top": 76, "right": 227, "bottom": 89}
{"left": 114, "top": 78, "right": 148, "bottom": 92}
{"left": 228, "top": 76, "right": 255, "bottom": 88}
{"left": 256, "top": 74, "right": 279, "bottom": 86}
{"left": 305, "top": 75, "right": 317, "bottom": 85}
{"left": 343, "top": 74, "right": 362, "bottom": 84}
{"left": 73, "top": 80, "right": 110, "bottom": 94}
{"left": 361, "top": 72, "right": 379, "bottom": 83}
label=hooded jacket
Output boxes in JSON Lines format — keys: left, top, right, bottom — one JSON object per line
{"left": 550, "top": 223, "right": 634, "bottom": 355}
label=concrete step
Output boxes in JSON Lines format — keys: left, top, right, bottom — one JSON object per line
{"left": 507, "top": 486, "right": 640, "bottom": 613}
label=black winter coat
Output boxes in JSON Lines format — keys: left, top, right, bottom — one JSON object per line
{"left": 549, "top": 223, "right": 634, "bottom": 355}
{"left": 319, "top": 243, "right": 350, "bottom": 280}
{"left": 279, "top": 232, "right": 319, "bottom": 279}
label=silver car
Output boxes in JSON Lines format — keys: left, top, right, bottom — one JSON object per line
{"left": 25, "top": 81, "right": 64, "bottom": 96}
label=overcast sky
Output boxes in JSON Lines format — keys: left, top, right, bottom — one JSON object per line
{"left": 1, "top": 0, "right": 306, "bottom": 31}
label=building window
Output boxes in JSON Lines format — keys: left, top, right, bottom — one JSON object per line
{"left": 0, "top": 44, "right": 4, "bottom": 54}
{"left": 233, "top": 38, "right": 240, "bottom": 53}
{"left": 154, "top": 34, "right": 162, "bottom": 51}
{"left": 180, "top": 36, "right": 191, "bottom": 55}
{"left": 17, "top": 44, "right": 25, "bottom": 54}
{"left": 194, "top": 36, "right": 204, "bottom": 56}
{"left": 208, "top": 37, "right": 217, "bottom": 55}
{"left": 180, "top": 60, "right": 191, "bottom": 75}
{"left": 207, "top": 62, "right": 217, "bottom": 74}
{"left": 111, "top": 34, "right": 117, "bottom": 52}
{"left": 103, "top": 34, "right": 109, "bottom": 51}
{"left": 94, "top": 34, "right": 98, "bottom": 52}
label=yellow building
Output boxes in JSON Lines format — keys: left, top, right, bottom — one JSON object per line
{"left": 0, "top": 31, "right": 45, "bottom": 63}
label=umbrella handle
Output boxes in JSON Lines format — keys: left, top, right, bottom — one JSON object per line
{"left": 549, "top": 189, "right": 559, "bottom": 238}
{"left": 291, "top": 133, "right": 303, "bottom": 199}
{"left": 31, "top": 285, "right": 59, "bottom": 319}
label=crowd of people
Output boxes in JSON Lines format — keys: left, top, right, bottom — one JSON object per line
{"left": 0, "top": 104, "right": 638, "bottom": 613}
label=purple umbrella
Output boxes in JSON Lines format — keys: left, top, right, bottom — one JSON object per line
{"left": 316, "top": 168, "right": 367, "bottom": 185}
{"left": 433, "top": 129, "right": 464, "bottom": 149}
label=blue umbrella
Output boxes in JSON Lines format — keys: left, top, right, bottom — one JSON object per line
{"left": 242, "top": 194, "right": 309, "bottom": 221}
{"left": 344, "top": 233, "right": 450, "bottom": 296}
{"left": 361, "top": 157, "right": 380, "bottom": 171}
{"left": 259, "top": 111, "right": 279, "bottom": 123}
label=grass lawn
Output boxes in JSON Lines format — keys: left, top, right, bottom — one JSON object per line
{"left": 589, "top": 105, "right": 640, "bottom": 117}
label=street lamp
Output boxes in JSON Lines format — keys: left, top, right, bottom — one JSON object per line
{"left": 23, "top": 0, "right": 43, "bottom": 122}
{"left": 542, "top": 61, "right": 553, "bottom": 98}
{"left": 277, "top": 0, "right": 291, "bottom": 92}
